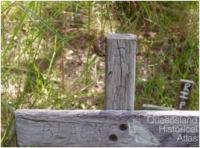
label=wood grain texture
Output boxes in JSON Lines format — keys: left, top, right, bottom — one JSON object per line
{"left": 15, "top": 109, "right": 199, "bottom": 147}
{"left": 105, "top": 34, "right": 137, "bottom": 110}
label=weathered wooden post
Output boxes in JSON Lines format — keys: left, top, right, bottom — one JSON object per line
{"left": 106, "top": 34, "right": 137, "bottom": 110}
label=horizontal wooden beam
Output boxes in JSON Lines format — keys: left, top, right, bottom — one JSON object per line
{"left": 142, "top": 104, "right": 175, "bottom": 110}
{"left": 15, "top": 109, "right": 199, "bottom": 147}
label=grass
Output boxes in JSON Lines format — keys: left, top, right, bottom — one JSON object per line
{"left": 1, "top": 1, "right": 199, "bottom": 147}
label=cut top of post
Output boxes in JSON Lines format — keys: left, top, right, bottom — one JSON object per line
{"left": 105, "top": 33, "right": 137, "bottom": 110}
{"left": 107, "top": 33, "right": 137, "bottom": 40}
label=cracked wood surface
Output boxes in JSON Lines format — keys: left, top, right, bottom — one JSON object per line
{"left": 105, "top": 34, "right": 137, "bottom": 110}
{"left": 15, "top": 110, "right": 199, "bottom": 147}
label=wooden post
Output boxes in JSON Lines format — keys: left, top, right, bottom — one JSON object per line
{"left": 105, "top": 34, "right": 137, "bottom": 110}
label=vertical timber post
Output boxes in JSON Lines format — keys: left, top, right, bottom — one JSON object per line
{"left": 105, "top": 34, "right": 137, "bottom": 110}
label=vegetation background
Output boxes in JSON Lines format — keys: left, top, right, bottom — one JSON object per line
{"left": 1, "top": 1, "right": 199, "bottom": 146}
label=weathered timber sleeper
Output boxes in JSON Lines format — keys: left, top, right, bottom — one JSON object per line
{"left": 15, "top": 110, "right": 199, "bottom": 147}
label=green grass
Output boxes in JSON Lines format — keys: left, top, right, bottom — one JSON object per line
{"left": 1, "top": 1, "right": 199, "bottom": 146}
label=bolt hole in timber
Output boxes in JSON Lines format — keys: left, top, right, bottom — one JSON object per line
{"left": 109, "top": 134, "right": 118, "bottom": 141}
{"left": 119, "top": 124, "right": 128, "bottom": 131}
